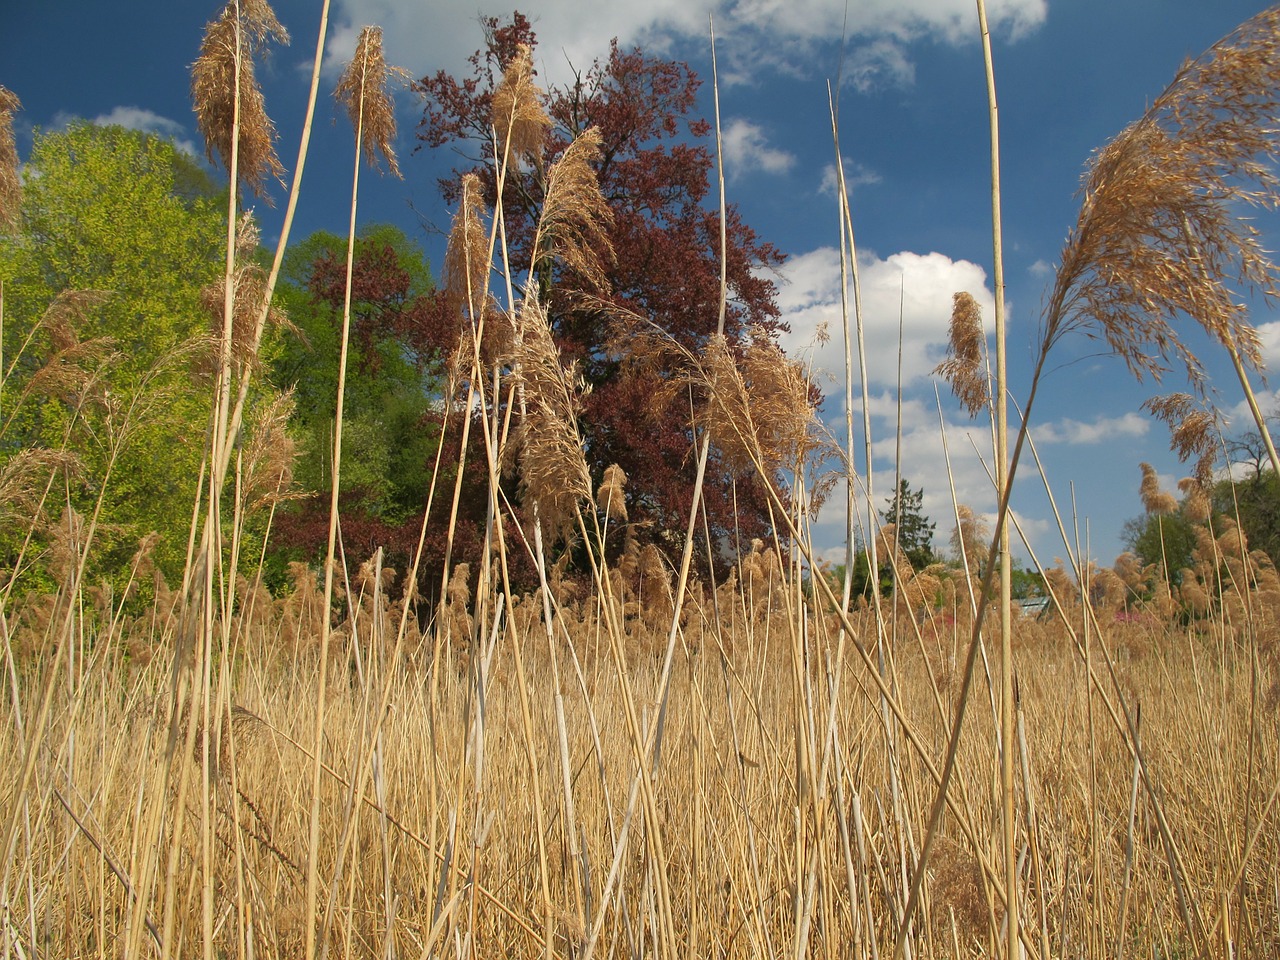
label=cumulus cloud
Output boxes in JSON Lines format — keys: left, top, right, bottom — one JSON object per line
{"left": 90, "top": 106, "right": 198, "bottom": 156}
{"left": 327, "top": 0, "right": 1047, "bottom": 88}
{"left": 776, "top": 246, "right": 995, "bottom": 389}
{"left": 1031, "top": 412, "right": 1149, "bottom": 445}
{"left": 720, "top": 118, "right": 796, "bottom": 177}
{"left": 1257, "top": 320, "right": 1280, "bottom": 373}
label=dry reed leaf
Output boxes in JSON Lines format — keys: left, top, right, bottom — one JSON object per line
{"left": 1042, "top": 8, "right": 1280, "bottom": 391}
{"left": 511, "top": 292, "right": 591, "bottom": 538}
{"left": 191, "top": 0, "right": 289, "bottom": 197}
{"left": 533, "top": 126, "right": 614, "bottom": 291}
{"left": 935, "top": 291, "right": 989, "bottom": 415}
{"left": 491, "top": 43, "right": 552, "bottom": 164}
{"left": 0, "top": 85, "right": 21, "bottom": 232}
{"left": 1139, "top": 462, "right": 1178, "bottom": 515}
{"left": 334, "top": 25, "right": 407, "bottom": 177}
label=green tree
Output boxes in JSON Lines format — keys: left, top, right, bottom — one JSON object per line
{"left": 1121, "top": 509, "right": 1199, "bottom": 585}
{"left": 882, "top": 479, "right": 937, "bottom": 570}
{"left": 0, "top": 123, "right": 225, "bottom": 581}
{"left": 1218, "top": 419, "right": 1280, "bottom": 567}
{"left": 268, "top": 225, "right": 447, "bottom": 575}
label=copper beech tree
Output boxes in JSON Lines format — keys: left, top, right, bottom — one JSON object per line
{"left": 416, "top": 12, "right": 793, "bottom": 573}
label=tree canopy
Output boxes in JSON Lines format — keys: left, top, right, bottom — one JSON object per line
{"left": 0, "top": 123, "right": 225, "bottom": 581}
{"left": 415, "top": 12, "right": 790, "bottom": 571}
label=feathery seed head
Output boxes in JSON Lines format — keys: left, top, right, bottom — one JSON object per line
{"left": 533, "top": 126, "right": 614, "bottom": 291}
{"left": 512, "top": 292, "right": 591, "bottom": 538}
{"left": 598, "top": 463, "right": 628, "bottom": 523}
{"left": 935, "top": 291, "right": 989, "bottom": 416}
{"left": 1143, "top": 392, "right": 1219, "bottom": 483}
{"left": 0, "top": 85, "right": 21, "bottom": 232}
{"left": 335, "top": 26, "right": 407, "bottom": 177}
{"left": 443, "top": 172, "right": 490, "bottom": 320}
{"left": 492, "top": 43, "right": 552, "bottom": 165}
{"left": 191, "top": 0, "right": 289, "bottom": 197}
{"left": 1043, "top": 8, "right": 1280, "bottom": 393}
{"left": 1139, "top": 462, "right": 1178, "bottom": 515}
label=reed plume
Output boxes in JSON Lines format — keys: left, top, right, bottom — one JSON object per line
{"left": 511, "top": 291, "right": 591, "bottom": 538}
{"left": 532, "top": 126, "right": 614, "bottom": 291}
{"left": 935, "top": 291, "right": 989, "bottom": 416}
{"left": 1139, "top": 462, "right": 1178, "bottom": 515}
{"left": 443, "top": 173, "right": 491, "bottom": 320}
{"left": 492, "top": 42, "right": 552, "bottom": 164}
{"left": 191, "top": 0, "right": 289, "bottom": 196}
{"left": 1142, "top": 392, "right": 1219, "bottom": 483}
{"left": 198, "top": 214, "right": 289, "bottom": 372}
{"left": 598, "top": 463, "right": 628, "bottom": 523}
{"left": 0, "top": 85, "right": 20, "bottom": 231}
{"left": 1041, "top": 7, "right": 1280, "bottom": 389}
{"left": 334, "top": 25, "right": 406, "bottom": 178}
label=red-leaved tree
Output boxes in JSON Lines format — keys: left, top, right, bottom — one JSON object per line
{"left": 416, "top": 12, "right": 791, "bottom": 573}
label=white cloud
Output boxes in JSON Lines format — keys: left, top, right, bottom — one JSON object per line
{"left": 819, "top": 157, "right": 882, "bottom": 196}
{"left": 1257, "top": 321, "right": 1280, "bottom": 373}
{"left": 90, "top": 106, "right": 198, "bottom": 156}
{"left": 1031, "top": 412, "right": 1149, "bottom": 446}
{"left": 327, "top": 0, "right": 1048, "bottom": 88}
{"left": 776, "top": 246, "right": 995, "bottom": 388}
{"left": 1028, "top": 258, "right": 1053, "bottom": 279}
{"left": 720, "top": 118, "right": 796, "bottom": 177}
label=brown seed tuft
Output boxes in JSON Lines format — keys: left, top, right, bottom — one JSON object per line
{"left": 334, "top": 25, "right": 407, "bottom": 178}
{"left": 934, "top": 291, "right": 989, "bottom": 416}
{"left": 0, "top": 85, "right": 21, "bottom": 232}
{"left": 511, "top": 291, "right": 591, "bottom": 539}
{"left": 1139, "top": 462, "right": 1178, "bottom": 515}
{"left": 443, "top": 173, "right": 490, "bottom": 320}
{"left": 1143, "top": 393, "right": 1219, "bottom": 483}
{"left": 491, "top": 43, "right": 552, "bottom": 165}
{"left": 1041, "top": 8, "right": 1280, "bottom": 393}
{"left": 597, "top": 463, "right": 628, "bottom": 523}
{"left": 191, "top": 0, "right": 289, "bottom": 198}
{"left": 532, "top": 126, "right": 614, "bottom": 291}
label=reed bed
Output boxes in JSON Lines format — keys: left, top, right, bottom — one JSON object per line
{"left": 4, "top": 3, "right": 1280, "bottom": 959}
{"left": 1, "top": 564, "right": 1277, "bottom": 958}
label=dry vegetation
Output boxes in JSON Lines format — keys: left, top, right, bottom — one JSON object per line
{"left": 3, "top": 3, "right": 1280, "bottom": 960}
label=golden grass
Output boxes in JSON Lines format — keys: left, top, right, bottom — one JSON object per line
{"left": 1, "top": 565, "right": 1276, "bottom": 958}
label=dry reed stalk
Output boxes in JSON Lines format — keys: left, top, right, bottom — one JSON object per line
{"left": 306, "top": 27, "right": 407, "bottom": 958}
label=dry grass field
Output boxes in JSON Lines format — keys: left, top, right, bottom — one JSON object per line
{"left": 4, "top": 3, "right": 1280, "bottom": 959}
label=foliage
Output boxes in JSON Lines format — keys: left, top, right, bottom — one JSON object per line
{"left": 0, "top": 123, "right": 224, "bottom": 582}
{"left": 1121, "top": 509, "right": 1199, "bottom": 585}
{"left": 268, "top": 224, "right": 455, "bottom": 590}
{"left": 1213, "top": 467, "right": 1280, "bottom": 569}
{"left": 415, "top": 12, "right": 789, "bottom": 573}
{"left": 882, "top": 479, "right": 937, "bottom": 571}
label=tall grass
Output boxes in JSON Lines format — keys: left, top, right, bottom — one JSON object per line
{"left": 2, "top": 5, "right": 1280, "bottom": 960}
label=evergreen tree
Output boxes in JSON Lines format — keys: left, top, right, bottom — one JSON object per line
{"left": 882, "top": 479, "right": 937, "bottom": 570}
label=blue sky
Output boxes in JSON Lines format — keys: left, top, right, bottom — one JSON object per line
{"left": 5, "top": 0, "right": 1278, "bottom": 569}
